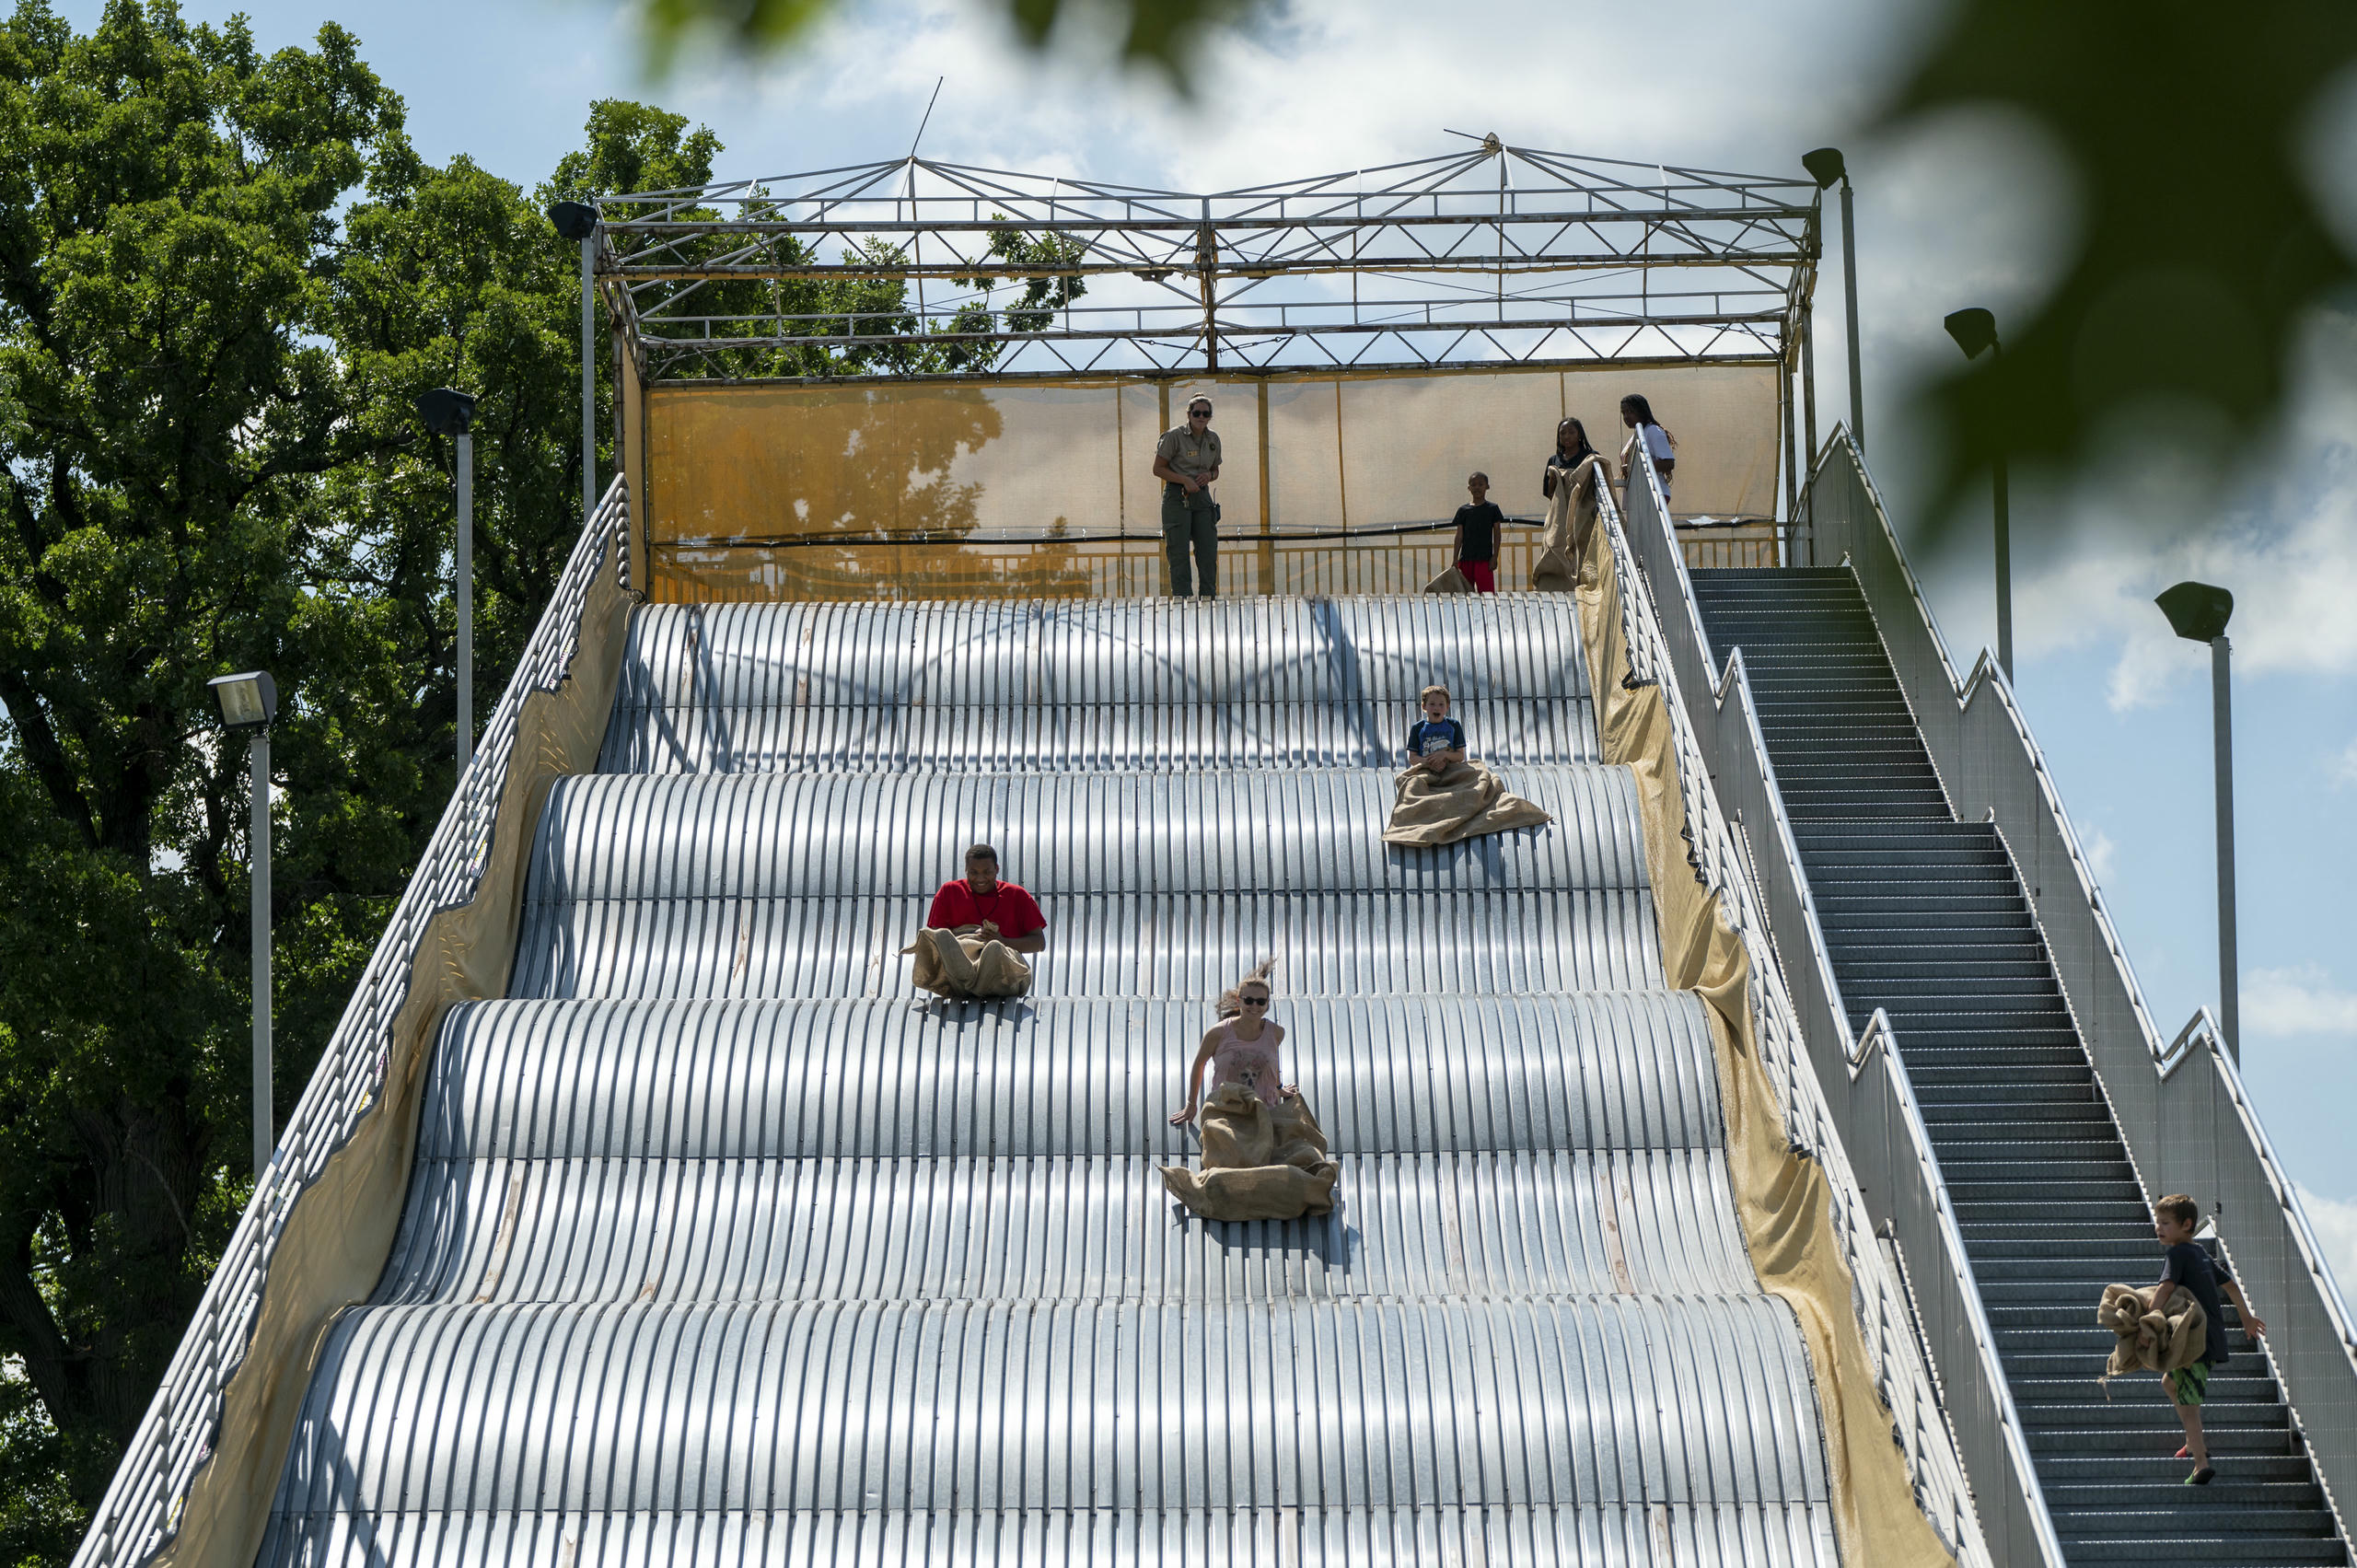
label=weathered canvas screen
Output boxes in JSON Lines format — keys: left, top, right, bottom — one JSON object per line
{"left": 634, "top": 363, "right": 1779, "bottom": 601}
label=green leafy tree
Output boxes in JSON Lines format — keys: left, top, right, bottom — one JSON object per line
{"left": 0, "top": 10, "right": 723, "bottom": 1561}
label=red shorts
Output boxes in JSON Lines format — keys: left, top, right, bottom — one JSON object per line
{"left": 1457, "top": 559, "right": 1497, "bottom": 593}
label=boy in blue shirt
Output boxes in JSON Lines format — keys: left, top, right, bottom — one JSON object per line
{"left": 2151, "top": 1192, "right": 2266, "bottom": 1484}
{"left": 1406, "top": 684, "right": 1466, "bottom": 773}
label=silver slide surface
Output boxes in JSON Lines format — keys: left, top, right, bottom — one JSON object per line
{"left": 256, "top": 597, "right": 1842, "bottom": 1566}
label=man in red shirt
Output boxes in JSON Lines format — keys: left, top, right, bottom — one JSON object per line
{"left": 925, "top": 843, "right": 1048, "bottom": 952}
{"left": 904, "top": 842, "right": 1047, "bottom": 998}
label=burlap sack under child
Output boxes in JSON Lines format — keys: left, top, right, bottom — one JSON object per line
{"left": 1530, "top": 455, "right": 1609, "bottom": 592}
{"left": 1160, "top": 1083, "right": 1341, "bottom": 1221}
{"left": 2096, "top": 1282, "right": 2209, "bottom": 1383}
{"left": 1382, "top": 759, "right": 1552, "bottom": 846}
{"left": 900, "top": 927, "right": 1034, "bottom": 999}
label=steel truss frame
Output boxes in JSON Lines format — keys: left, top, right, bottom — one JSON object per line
{"left": 594, "top": 138, "right": 1821, "bottom": 385}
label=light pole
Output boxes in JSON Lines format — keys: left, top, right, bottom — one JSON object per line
{"left": 1944, "top": 307, "right": 2013, "bottom": 682}
{"left": 1803, "top": 146, "right": 1864, "bottom": 454}
{"left": 208, "top": 670, "right": 279, "bottom": 1180}
{"left": 419, "top": 388, "right": 478, "bottom": 770}
{"left": 2157, "top": 581, "right": 2239, "bottom": 1063}
{"left": 549, "top": 201, "right": 599, "bottom": 527}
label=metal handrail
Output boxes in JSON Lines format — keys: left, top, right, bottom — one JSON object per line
{"left": 68, "top": 480, "right": 633, "bottom": 1568}
{"left": 1807, "top": 429, "right": 2357, "bottom": 1540}
{"left": 1608, "top": 446, "right": 2064, "bottom": 1563}
{"left": 1591, "top": 462, "right": 2011, "bottom": 1563}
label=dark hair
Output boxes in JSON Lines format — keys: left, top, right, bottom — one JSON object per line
{"left": 1620, "top": 394, "right": 1676, "bottom": 448}
{"left": 1555, "top": 416, "right": 1596, "bottom": 464}
{"left": 2156, "top": 1193, "right": 2200, "bottom": 1228}
{"left": 965, "top": 842, "right": 999, "bottom": 865}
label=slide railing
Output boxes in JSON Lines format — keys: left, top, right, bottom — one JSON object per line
{"left": 68, "top": 480, "right": 633, "bottom": 1568}
{"left": 1614, "top": 444, "right": 2067, "bottom": 1563}
{"left": 1593, "top": 467, "right": 2007, "bottom": 1564}
{"left": 1808, "top": 433, "right": 2357, "bottom": 1534}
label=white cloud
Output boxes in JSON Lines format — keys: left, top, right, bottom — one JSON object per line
{"left": 2293, "top": 1185, "right": 2357, "bottom": 1309}
{"left": 1991, "top": 313, "right": 2357, "bottom": 711}
{"left": 2245, "top": 964, "right": 2357, "bottom": 1039}
{"left": 2331, "top": 737, "right": 2357, "bottom": 789}
{"left": 2083, "top": 827, "right": 2118, "bottom": 883}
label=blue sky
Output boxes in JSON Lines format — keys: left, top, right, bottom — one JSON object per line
{"left": 68, "top": 0, "right": 2355, "bottom": 1280}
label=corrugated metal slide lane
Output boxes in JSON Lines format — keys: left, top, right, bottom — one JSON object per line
{"left": 257, "top": 598, "right": 1849, "bottom": 1566}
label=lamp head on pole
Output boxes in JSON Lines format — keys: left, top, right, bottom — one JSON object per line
{"left": 548, "top": 201, "right": 598, "bottom": 243}
{"left": 1944, "top": 307, "right": 2000, "bottom": 361}
{"left": 2156, "top": 581, "right": 2234, "bottom": 643}
{"left": 1802, "top": 146, "right": 1846, "bottom": 190}
{"left": 209, "top": 670, "right": 278, "bottom": 734}
{"left": 416, "top": 387, "right": 476, "bottom": 436}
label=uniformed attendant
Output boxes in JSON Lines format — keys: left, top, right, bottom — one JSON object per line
{"left": 1152, "top": 397, "right": 1223, "bottom": 597}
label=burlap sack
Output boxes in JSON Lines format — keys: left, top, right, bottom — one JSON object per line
{"left": 1381, "top": 759, "right": 1552, "bottom": 847}
{"left": 1160, "top": 1083, "right": 1340, "bottom": 1222}
{"left": 2097, "top": 1282, "right": 2209, "bottom": 1379}
{"left": 1529, "top": 455, "right": 1608, "bottom": 592}
{"left": 900, "top": 927, "right": 1034, "bottom": 999}
{"left": 1424, "top": 563, "right": 1473, "bottom": 594}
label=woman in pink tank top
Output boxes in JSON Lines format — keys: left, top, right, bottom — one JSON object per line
{"left": 1168, "top": 958, "right": 1295, "bottom": 1124}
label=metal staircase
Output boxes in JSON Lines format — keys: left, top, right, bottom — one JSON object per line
{"left": 1689, "top": 565, "right": 2350, "bottom": 1567}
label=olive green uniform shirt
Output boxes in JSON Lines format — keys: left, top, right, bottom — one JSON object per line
{"left": 1155, "top": 425, "right": 1223, "bottom": 482}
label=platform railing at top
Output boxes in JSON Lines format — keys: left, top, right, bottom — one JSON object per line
{"left": 1592, "top": 462, "right": 2013, "bottom": 1565}
{"left": 68, "top": 478, "right": 633, "bottom": 1568}
{"left": 1807, "top": 432, "right": 2357, "bottom": 1541}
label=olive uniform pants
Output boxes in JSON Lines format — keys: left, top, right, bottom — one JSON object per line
{"left": 1161, "top": 483, "right": 1218, "bottom": 597}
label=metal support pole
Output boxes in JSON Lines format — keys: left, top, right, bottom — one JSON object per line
{"left": 1992, "top": 447, "right": 2013, "bottom": 682}
{"left": 579, "top": 235, "right": 598, "bottom": 527}
{"left": 457, "top": 430, "right": 473, "bottom": 772}
{"left": 2212, "top": 635, "right": 2239, "bottom": 1062}
{"left": 1802, "top": 308, "right": 1819, "bottom": 567}
{"left": 250, "top": 730, "right": 272, "bottom": 1181}
{"left": 1840, "top": 176, "right": 1864, "bottom": 453}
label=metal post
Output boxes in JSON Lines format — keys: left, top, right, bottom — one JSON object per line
{"left": 1992, "top": 446, "right": 2013, "bottom": 682}
{"left": 580, "top": 234, "right": 598, "bottom": 527}
{"left": 457, "top": 430, "right": 473, "bottom": 772}
{"left": 2212, "top": 634, "right": 2238, "bottom": 1062}
{"left": 1840, "top": 176, "right": 1864, "bottom": 453}
{"left": 1803, "top": 304, "right": 1818, "bottom": 566}
{"left": 250, "top": 730, "right": 272, "bottom": 1181}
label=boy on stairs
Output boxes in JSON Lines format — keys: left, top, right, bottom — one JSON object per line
{"left": 2151, "top": 1192, "right": 2267, "bottom": 1485}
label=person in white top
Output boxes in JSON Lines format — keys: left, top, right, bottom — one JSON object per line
{"left": 1619, "top": 394, "right": 1677, "bottom": 506}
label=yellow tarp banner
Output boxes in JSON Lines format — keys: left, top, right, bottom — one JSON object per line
{"left": 635, "top": 363, "right": 1781, "bottom": 600}
{"left": 1572, "top": 514, "right": 1959, "bottom": 1568}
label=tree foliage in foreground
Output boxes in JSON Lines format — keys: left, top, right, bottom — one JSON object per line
{"left": 1887, "top": 0, "right": 2357, "bottom": 522}
{"left": 0, "top": 6, "right": 726, "bottom": 1561}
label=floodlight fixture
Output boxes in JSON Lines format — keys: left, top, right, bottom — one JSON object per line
{"left": 1944, "top": 307, "right": 2000, "bottom": 361}
{"left": 416, "top": 392, "right": 479, "bottom": 769}
{"left": 548, "top": 203, "right": 601, "bottom": 528}
{"left": 2153, "top": 580, "right": 2242, "bottom": 1061}
{"left": 208, "top": 668, "right": 280, "bottom": 1177}
{"left": 417, "top": 387, "right": 476, "bottom": 436}
{"left": 2156, "top": 581, "right": 2235, "bottom": 643}
{"left": 1801, "top": 147, "right": 1867, "bottom": 452}
{"left": 208, "top": 670, "right": 278, "bottom": 734}
{"left": 548, "top": 200, "right": 598, "bottom": 242}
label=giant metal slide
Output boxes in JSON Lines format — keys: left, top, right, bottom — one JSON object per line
{"left": 71, "top": 445, "right": 2355, "bottom": 1568}
{"left": 260, "top": 588, "right": 1847, "bottom": 1563}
